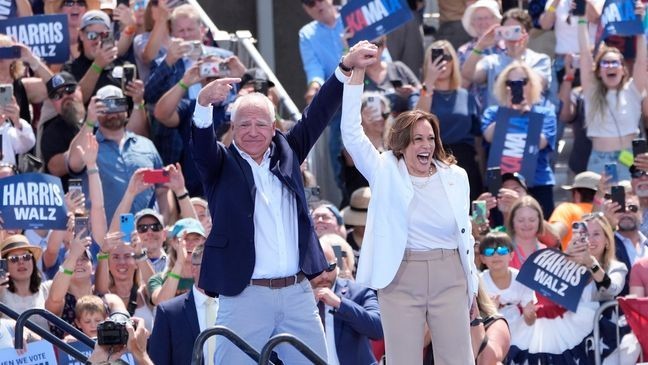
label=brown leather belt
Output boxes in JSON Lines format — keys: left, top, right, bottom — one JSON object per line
{"left": 250, "top": 273, "right": 306, "bottom": 289}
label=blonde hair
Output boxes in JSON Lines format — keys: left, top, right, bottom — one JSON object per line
{"left": 75, "top": 295, "right": 107, "bottom": 318}
{"left": 170, "top": 4, "right": 202, "bottom": 31}
{"left": 493, "top": 61, "right": 543, "bottom": 106}
{"left": 506, "top": 195, "right": 545, "bottom": 237}
{"left": 587, "top": 46, "right": 629, "bottom": 129}
{"left": 423, "top": 40, "right": 461, "bottom": 90}
{"left": 585, "top": 214, "right": 617, "bottom": 271}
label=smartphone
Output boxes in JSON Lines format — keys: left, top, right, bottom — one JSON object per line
{"left": 69, "top": 178, "right": 83, "bottom": 200}
{"left": 183, "top": 40, "right": 203, "bottom": 60}
{"left": 199, "top": 62, "right": 219, "bottom": 78}
{"left": 495, "top": 25, "right": 523, "bottom": 41}
{"left": 0, "top": 84, "right": 13, "bottom": 106}
{"left": 571, "top": 221, "right": 588, "bottom": 242}
{"left": 304, "top": 186, "right": 320, "bottom": 203}
{"left": 143, "top": 169, "right": 170, "bottom": 184}
{"left": 120, "top": 213, "right": 135, "bottom": 244}
{"left": 509, "top": 81, "right": 525, "bottom": 105}
{"left": 572, "top": 0, "right": 586, "bottom": 16}
{"left": 486, "top": 167, "right": 502, "bottom": 195}
{"left": 571, "top": 54, "right": 580, "bottom": 69}
{"left": 390, "top": 79, "right": 403, "bottom": 88}
{"left": 605, "top": 163, "right": 618, "bottom": 185}
{"left": 100, "top": 34, "right": 115, "bottom": 49}
{"left": 611, "top": 185, "right": 626, "bottom": 213}
{"left": 332, "top": 245, "right": 345, "bottom": 271}
{"left": 217, "top": 62, "right": 230, "bottom": 77}
{"left": 365, "top": 95, "right": 382, "bottom": 120}
{"left": 633, "top": 138, "right": 648, "bottom": 157}
{"left": 431, "top": 48, "right": 444, "bottom": 62}
{"left": 121, "top": 64, "right": 137, "bottom": 90}
{"left": 0, "top": 46, "right": 20, "bottom": 60}
{"left": 74, "top": 214, "right": 90, "bottom": 240}
{"left": 0, "top": 259, "right": 7, "bottom": 278}
{"left": 102, "top": 98, "right": 129, "bottom": 114}
{"left": 472, "top": 201, "right": 488, "bottom": 226}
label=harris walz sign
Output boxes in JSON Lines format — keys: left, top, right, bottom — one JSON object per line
{"left": 0, "top": 14, "right": 69, "bottom": 63}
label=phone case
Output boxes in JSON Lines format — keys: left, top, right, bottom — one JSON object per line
{"left": 487, "top": 167, "right": 502, "bottom": 195}
{"left": 120, "top": 214, "right": 135, "bottom": 243}
{"left": 75, "top": 215, "right": 90, "bottom": 239}
{"left": 605, "top": 163, "right": 618, "bottom": 183}
{"left": 611, "top": 186, "right": 625, "bottom": 213}
{"left": 0, "top": 84, "right": 13, "bottom": 106}
{"left": 633, "top": 139, "right": 648, "bottom": 156}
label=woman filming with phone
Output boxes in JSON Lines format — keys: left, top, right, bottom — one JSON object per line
{"left": 481, "top": 62, "right": 557, "bottom": 215}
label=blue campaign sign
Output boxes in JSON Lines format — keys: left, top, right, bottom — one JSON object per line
{"left": 57, "top": 340, "right": 135, "bottom": 365}
{"left": 516, "top": 248, "right": 591, "bottom": 312}
{"left": 486, "top": 107, "right": 544, "bottom": 186}
{"left": 0, "top": 340, "right": 57, "bottom": 365}
{"left": 0, "top": 14, "right": 69, "bottom": 63}
{"left": 341, "top": 0, "right": 412, "bottom": 46}
{"left": 0, "top": 173, "right": 68, "bottom": 230}
{"left": 600, "top": 0, "right": 644, "bottom": 40}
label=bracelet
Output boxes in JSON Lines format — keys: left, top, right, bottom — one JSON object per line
{"left": 548, "top": 5, "right": 556, "bottom": 12}
{"left": 134, "top": 102, "right": 145, "bottom": 111}
{"left": 472, "top": 47, "right": 483, "bottom": 56}
{"left": 167, "top": 272, "right": 181, "bottom": 280}
{"left": 421, "top": 85, "right": 433, "bottom": 97}
{"left": 563, "top": 74, "right": 574, "bottom": 82}
{"left": 178, "top": 80, "right": 189, "bottom": 91}
{"left": 90, "top": 63, "right": 103, "bottom": 74}
{"left": 97, "top": 253, "right": 110, "bottom": 260}
{"left": 59, "top": 266, "right": 74, "bottom": 276}
{"left": 176, "top": 191, "right": 190, "bottom": 200}
{"left": 123, "top": 25, "right": 136, "bottom": 36}
{"left": 578, "top": 19, "right": 588, "bottom": 24}
{"left": 87, "top": 167, "right": 99, "bottom": 175}
{"left": 85, "top": 120, "right": 95, "bottom": 128}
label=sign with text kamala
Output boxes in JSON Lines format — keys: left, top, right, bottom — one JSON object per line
{"left": 0, "top": 173, "right": 68, "bottom": 230}
{"left": 517, "top": 248, "right": 591, "bottom": 312}
{"left": 600, "top": 0, "right": 644, "bottom": 40}
{"left": 486, "top": 107, "right": 544, "bottom": 186}
{"left": 341, "top": 0, "right": 412, "bottom": 46}
{"left": 0, "top": 14, "right": 69, "bottom": 63}
{"left": 0, "top": 340, "right": 56, "bottom": 365}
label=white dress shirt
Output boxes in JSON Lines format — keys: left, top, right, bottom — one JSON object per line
{"left": 193, "top": 285, "right": 219, "bottom": 363}
{"left": 324, "top": 283, "right": 340, "bottom": 365}
{"left": 616, "top": 231, "right": 648, "bottom": 266}
{"left": 0, "top": 118, "right": 36, "bottom": 165}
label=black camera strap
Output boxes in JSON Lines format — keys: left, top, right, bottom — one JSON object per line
{"left": 127, "top": 285, "right": 138, "bottom": 316}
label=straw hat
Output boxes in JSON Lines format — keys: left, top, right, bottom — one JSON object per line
{"left": 0, "top": 235, "right": 42, "bottom": 261}
{"left": 341, "top": 187, "right": 371, "bottom": 227}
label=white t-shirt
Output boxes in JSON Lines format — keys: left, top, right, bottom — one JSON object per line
{"left": 546, "top": 0, "right": 603, "bottom": 54}
{"left": 407, "top": 173, "right": 459, "bottom": 250}
{"left": 584, "top": 79, "right": 644, "bottom": 138}
{"left": 481, "top": 268, "right": 535, "bottom": 322}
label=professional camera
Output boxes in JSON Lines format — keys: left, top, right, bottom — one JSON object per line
{"left": 97, "top": 311, "right": 134, "bottom": 346}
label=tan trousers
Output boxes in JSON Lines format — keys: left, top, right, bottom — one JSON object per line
{"left": 378, "top": 249, "right": 474, "bottom": 365}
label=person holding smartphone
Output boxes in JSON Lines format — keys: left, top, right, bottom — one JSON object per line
{"left": 481, "top": 62, "right": 557, "bottom": 217}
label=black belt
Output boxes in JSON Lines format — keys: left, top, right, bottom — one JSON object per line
{"left": 250, "top": 273, "right": 306, "bottom": 289}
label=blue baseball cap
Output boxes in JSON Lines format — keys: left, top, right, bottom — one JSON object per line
{"left": 170, "top": 218, "right": 206, "bottom": 238}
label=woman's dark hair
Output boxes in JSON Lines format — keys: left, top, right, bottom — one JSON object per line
{"left": 501, "top": 8, "right": 532, "bottom": 32}
{"left": 387, "top": 109, "right": 456, "bottom": 165}
{"left": 8, "top": 254, "right": 42, "bottom": 294}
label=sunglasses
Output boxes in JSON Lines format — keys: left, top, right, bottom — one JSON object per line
{"left": 325, "top": 261, "right": 337, "bottom": 272}
{"left": 137, "top": 223, "right": 163, "bottom": 233}
{"left": 600, "top": 60, "right": 622, "bottom": 69}
{"left": 302, "top": 0, "right": 324, "bottom": 8}
{"left": 62, "top": 0, "right": 86, "bottom": 6}
{"left": 631, "top": 169, "right": 647, "bottom": 179}
{"left": 51, "top": 85, "right": 77, "bottom": 100}
{"left": 505, "top": 78, "right": 528, "bottom": 87}
{"left": 85, "top": 31, "right": 110, "bottom": 41}
{"left": 481, "top": 246, "right": 511, "bottom": 257}
{"left": 627, "top": 204, "right": 639, "bottom": 213}
{"left": 7, "top": 253, "right": 33, "bottom": 263}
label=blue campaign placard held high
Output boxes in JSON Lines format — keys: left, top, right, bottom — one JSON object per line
{"left": 0, "top": 14, "right": 69, "bottom": 63}
{"left": 341, "top": 0, "right": 412, "bottom": 46}
{"left": 0, "top": 173, "right": 69, "bottom": 230}
{"left": 600, "top": 0, "right": 644, "bottom": 40}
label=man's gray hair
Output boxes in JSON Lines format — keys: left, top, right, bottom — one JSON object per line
{"left": 230, "top": 93, "right": 276, "bottom": 124}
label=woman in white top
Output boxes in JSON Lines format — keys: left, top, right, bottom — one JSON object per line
{"left": 341, "top": 41, "right": 479, "bottom": 365}
{"left": 578, "top": 8, "right": 648, "bottom": 180}
{"left": 0, "top": 235, "right": 52, "bottom": 333}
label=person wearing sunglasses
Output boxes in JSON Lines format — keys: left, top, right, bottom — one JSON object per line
{"left": 417, "top": 39, "right": 483, "bottom": 201}
{"left": 482, "top": 61, "right": 557, "bottom": 217}
{"left": 132, "top": 209, "right": 167, "bottom": 273}
{"left": 308, "top": 239, "right": 382, "bottom": 365}
{"left": 577, "top": 5, "right": 647, "bottom": 182}
{"left": 0, "top": 235, "right": 53, "bottom": 333}
{"left": 629, "top": 163, "right": 648, "bottom": 236}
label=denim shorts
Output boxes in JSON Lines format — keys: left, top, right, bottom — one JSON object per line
{"left": 587, "top": 150, "right": 631, "bottom": 181}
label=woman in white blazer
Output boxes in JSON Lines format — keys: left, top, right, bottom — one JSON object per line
{"left": 341, "top": 56, "right": 479, "bottom": 364}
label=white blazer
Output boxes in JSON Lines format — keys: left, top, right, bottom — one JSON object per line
{"left": 341, "top": 83, "right": 479, "bottom": 299}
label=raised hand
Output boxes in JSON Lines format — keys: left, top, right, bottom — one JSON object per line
{"left": 341, "top": 40, "right": 379, "bottom": 70}
{"left": 77, "top": 132, "right": 99, "bottom": 167}
{"left": 124, "top": 79, "right": 145, "bottom": 105}
{"left": 197, "top": 77, "right": 241, "bottom": 107}
{"left": 126, "top": 168, "right": 153, "bottom": 196}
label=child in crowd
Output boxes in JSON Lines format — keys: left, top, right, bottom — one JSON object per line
{"left": 72, "top": 295, "right": 107, "bottom": 340}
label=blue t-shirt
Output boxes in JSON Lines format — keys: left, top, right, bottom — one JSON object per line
{"left": 481, "top": 105, "right": 557, "bottom": 187}
{"left": 430, "top": 88, "right": 480, "bottom": 146}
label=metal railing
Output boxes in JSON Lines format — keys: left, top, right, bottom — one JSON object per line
{"left": 191, "top": 325, "right": 274, "bottom": 365}
{"left": 0, "top": 302, "right": 94, "bottom": 364}
{"left": 258, "top": 333, "right": 327, "bottom": 365}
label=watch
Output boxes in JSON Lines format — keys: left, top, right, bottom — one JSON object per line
{"left": 590, "top": 263, "right": 601, "bottom": 273}
{"left": 338, "top": 57, "right": 353, "bottom": 72}
{"left": 135, "top": 249, "right": 148, "bottom": 262}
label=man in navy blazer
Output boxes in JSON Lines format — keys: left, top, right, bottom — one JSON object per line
{"left": 311, "top": 239, "right": 383, "bottom": 365}
{"left": 190, "top": 42, "right": 379, "bottom": 364}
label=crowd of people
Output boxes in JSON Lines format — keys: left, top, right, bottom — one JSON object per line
{"left": 1, "top": 0, "right": 648, "bottom": 364}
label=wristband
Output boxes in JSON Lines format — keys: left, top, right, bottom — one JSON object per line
{"left": 90, "top": 63, "right": 103, "bottom": 74}
{"left": 472, "top": 47, "right": 483, "bottom": 56}
{"left": 87, "top": 167, "right": 99, "bottom": 175}
{"left": 124, "top": 25, "right": 136, "bottom": 36}
{"left": 85, "top": 120, "right": 96, "bottom": 128}
{"left": 178, "top": 80, "right": 189, "bottom": 91}
{"left": 134, "top": 102, "right": 145, "bottom": 111}
{"left": 578, "top": 19, "right": 588, "bottom": 24}
{"left": 167, "top": 272, "right": 181, "bottom": 280}
{"left": 59, "top": 266, "right": 74, "bottom": 276}
{"left": 548, "top": 5, "right": 556, "bottom": 12}
{"left": 97, "top": 253, "right": 110, "bottom": 261}
{"left": 176, "top": 191, "right": 190, "bottom": 200}
{"left": 563, "top": 74, "right": 574, "bottom": 82}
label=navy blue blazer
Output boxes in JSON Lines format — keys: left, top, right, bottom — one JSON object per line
{"left": 329, "top": 278, "right": 383, "bottom": 365}
{"left": 192, "top": 73, "right": 343, "bottom": 296}
{"left": 148, "top": 290, "right": 201, "bottom": 365}
{"left": 615, "top": 234, "right": 632, "bottom": 297}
